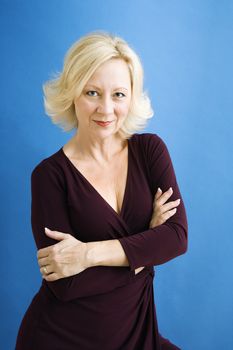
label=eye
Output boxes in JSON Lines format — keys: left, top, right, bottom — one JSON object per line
{"left": 114, "top": 92, "right": 126, "bottom": 98}
{"left": 86, "top": 90, "right": 99, "bottom": 97}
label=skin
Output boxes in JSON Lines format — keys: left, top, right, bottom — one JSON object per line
{"left": 37, "top": 58, "right": 180, "bottom": 281}
{"left": 64, "top": 58, "right": 132, "bottom": 164}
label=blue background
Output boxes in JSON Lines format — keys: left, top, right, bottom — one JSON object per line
{"left": 1, "top": 1, "right": 232, "bottom": 349}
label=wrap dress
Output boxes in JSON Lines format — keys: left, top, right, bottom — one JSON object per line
{"left": 15, "top": 132, "right": 188, "bottom": 350}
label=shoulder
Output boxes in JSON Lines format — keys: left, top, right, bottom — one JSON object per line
{"left": 131, "top": 132, "right": 165, "bottom": 144}
{"left": 130, "top": 132, "right": 168, "bottom": 156}
{"left": 31, "top": 148, "right": 65, "bottom": 186}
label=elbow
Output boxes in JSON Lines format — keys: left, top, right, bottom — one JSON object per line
{"left": 177, "top": 226, "right": 188, "bottom": 256}
{"left": 171, "top": 237, "right": 187, "bottom": 262}
{"left": 179, "top": 237, "right": 188, "bottom": 256}
{"left": 167, "top": 221, "right": 188, "bottom": 259}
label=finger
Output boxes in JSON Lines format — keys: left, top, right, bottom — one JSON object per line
{"left": 162, "top": 207, "right": 177, "bottom": 221}
{"left": 37, "top": 256, "right": 50, "bottom": 267}
{"left": 37, "top": 240, "right": 70, "bottom": 260}
{"left": 40, "top": 265, "right": 52, "bottom": 275}
{"left": 157, "top": 187, "right": 174, "bottom": 206}
{"left": 135, "top": 266, "right": 145, "bottom": 275}
{"left": 37, "top": 246, "right": 52, "bottom": 259}
{"left": 154, "top": 187, "right": 162, "bottom": 200}
{"left": 43, "top": 272, "right": 59, "bottom": 282}
{"left": 160, "top": 199, "right": 181, "bottom": 213}
{"left": 44, "top": 227, "right": 69, "bottom": 241}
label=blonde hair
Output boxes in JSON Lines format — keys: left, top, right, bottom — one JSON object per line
{"left": 43, "top": 30, "right": 154, "bottom": 139}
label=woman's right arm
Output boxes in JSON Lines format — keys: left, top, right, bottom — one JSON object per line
{"left": 31, "top": 161, "right": 136, "bottom": 302}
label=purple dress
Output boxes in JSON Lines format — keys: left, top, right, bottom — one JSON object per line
{"left": 15, "top": 133, "right": 188, "bottom": 350}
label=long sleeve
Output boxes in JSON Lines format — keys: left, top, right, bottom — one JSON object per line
{"left": 31, "top": 160, "right": 134, "bottom": 302}
{"left": 118, "top": 133, "right": 188, "bottom": 271}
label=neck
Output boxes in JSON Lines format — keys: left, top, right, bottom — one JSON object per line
{"left": 68, "top": 131, "right": 127, "bottom": 164}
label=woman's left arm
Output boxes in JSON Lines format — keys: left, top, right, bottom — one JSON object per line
{"left": 117, "top": 134, "right": 188, "bottom": 271}
{"left": 86, "top": 134, "right": 188, "bottom": 272}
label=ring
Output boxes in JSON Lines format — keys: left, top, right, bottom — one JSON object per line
{"left": 43, "top": 266, "right": 48, "bottom": 274}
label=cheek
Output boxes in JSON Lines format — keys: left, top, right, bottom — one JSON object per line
{"left": 84, "top": 100, "right": 96, "bottom": 111}
{"left": 75, "top": 100, "right": 95, "bottom": 116}
{"left": 117, "top": 102, "right": 130, "bottom": 117}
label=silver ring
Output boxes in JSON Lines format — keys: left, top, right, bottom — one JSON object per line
{"left": 43, "top": 266, "right": 48, "bottom": 274}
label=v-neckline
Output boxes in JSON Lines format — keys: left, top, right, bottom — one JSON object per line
{"left": 60, "top": 140, "right": 131, "bottom": 218}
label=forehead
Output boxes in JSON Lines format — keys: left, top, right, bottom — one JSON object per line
{"left": 85, "top": 59, "right": 131, "bottom": 88}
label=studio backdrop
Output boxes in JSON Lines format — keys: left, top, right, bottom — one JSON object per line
{"left": 0, "top": 1, "right": 232, "bottom": 349}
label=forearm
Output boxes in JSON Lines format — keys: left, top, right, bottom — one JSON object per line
{"left": 86, "top": 239, "right": 130, "bottom": 268}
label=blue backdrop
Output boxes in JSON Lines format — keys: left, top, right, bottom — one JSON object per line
{"left": 1, "top": 1, "right": 232, "bottom": 349}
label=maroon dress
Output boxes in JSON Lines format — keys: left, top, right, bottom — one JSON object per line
{"left": 15, "top": 133, "right": 188, "bottom": 350}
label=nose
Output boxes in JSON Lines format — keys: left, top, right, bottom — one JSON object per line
{"left": 96, "top": 95, "right": 114, "bottom": 115}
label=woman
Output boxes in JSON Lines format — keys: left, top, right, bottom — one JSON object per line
{"left": 15, "top": 31, "right": 188, "bottom": 350}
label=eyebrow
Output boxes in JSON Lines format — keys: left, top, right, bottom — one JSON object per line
{"left": 85, "top": 84, "right": 128, "bottom": 92}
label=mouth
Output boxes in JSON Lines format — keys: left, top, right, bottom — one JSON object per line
{"left": 94, "top": 120, "right": 113, "bottom": 127}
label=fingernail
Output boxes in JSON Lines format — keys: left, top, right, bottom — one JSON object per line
{"left": 45, "top": 227, "right": 50, "bottom": 231}
{"left": 177, "top": 199, "right": 181, "bottom": 202}
{"left": 158, "top": 187, "right": 161, "bottom": 191}
{"left": 170, "top": 187, "right": 173, "bottom": 191}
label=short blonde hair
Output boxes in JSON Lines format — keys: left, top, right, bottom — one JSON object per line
{"left": 43, "top": 30, "right": 154, "bottom": 139}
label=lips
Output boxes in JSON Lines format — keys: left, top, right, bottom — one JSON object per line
{"left": 94, "top": 120, "right": 113, "bottom": 127}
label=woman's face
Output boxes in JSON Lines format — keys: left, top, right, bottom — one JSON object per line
{"left": 74, "top": 58, "right": 132, "bottom": 139}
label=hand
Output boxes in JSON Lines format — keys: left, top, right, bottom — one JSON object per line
{"left": 37, "top": 228, "right": 88, "bottom": 282}
{"left": 135, "top": 187, "right": 180, "bottom": 275}
{"left": 149, "top": 187, "right": 180, "bottom": 228}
